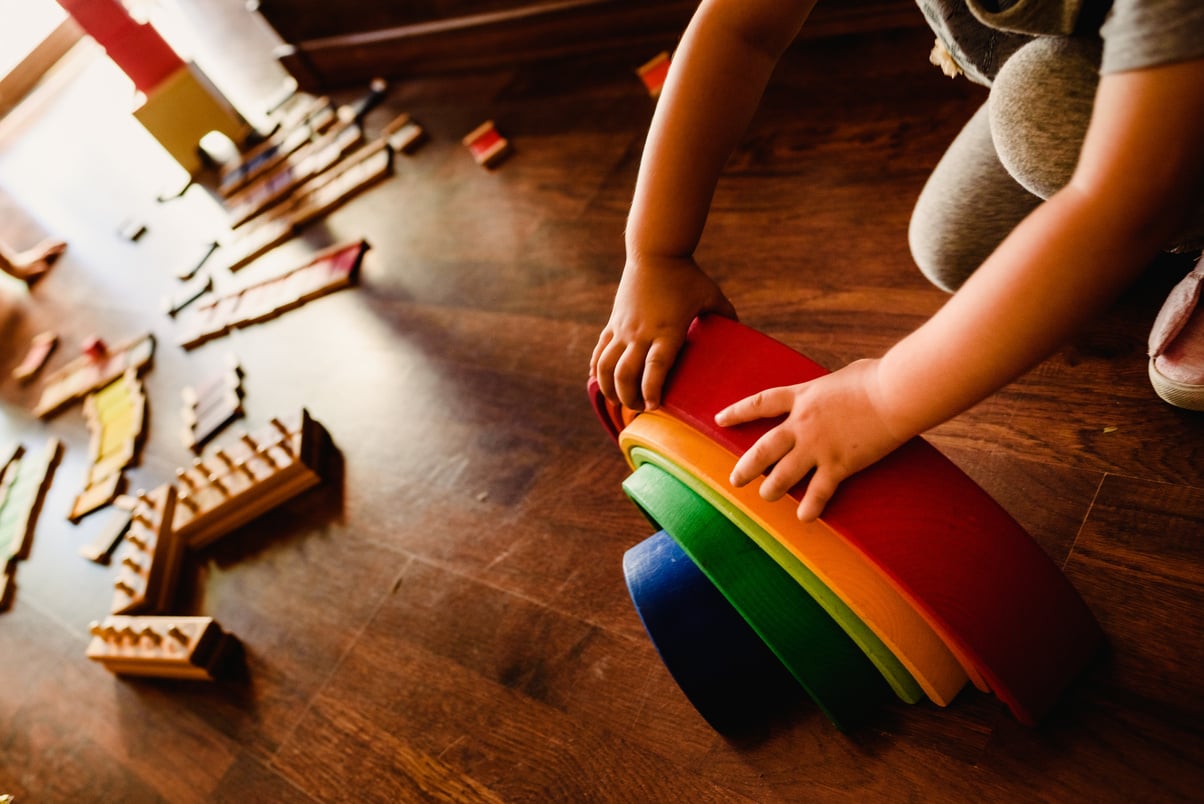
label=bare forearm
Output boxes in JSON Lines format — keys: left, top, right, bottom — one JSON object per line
{"left": 627, "top": 0, "right": 816, "bottom": 259}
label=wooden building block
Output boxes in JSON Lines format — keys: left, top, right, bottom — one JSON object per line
{"left": 11, "top": 331, "right": 58, "bottom": 383}
{"left": 86, "top": 615, "right": 236, "bottom": 680}
{"left": 462, "top": 120, "right": 510, "bottom": 168}
{"left": 285, "top": 141, "right": 392, "bottom": 228}
{"left": 71, "top": 370, "right": 147, "bottom": 523}
{"left": 133, "top": 62, "right": 250, "bottom": 175}
{"left": 218, "top": 94, "right": 335, "bottom": 196}
{"left": 381, "top": 112, "right": 426, "bottom": 154}
{"left": 182, "top": 357, "right": 244, "bottom": 452}
{"left": 223, "top": 120, "right": 363, "bottom": 227}
{"left": 591, "top": 315, "right": 1106, "bottom": 725}
{"left": 177, "top": 241, "right": 368, "bottom": 350}
{"left": 0, "top": 438, "right": 62, "bottom": 611}
{"left": 171, "top": 410, "right": 326, "bottom": 550}
{"left": 33, "top": 333, "right": 154, "bottom": 419}
{"left": 636, "top": 51, "right": 672, "bottom": 97}
{"left": 79, "top": 498, "right": 135, "bottom": 564}
{"left": 110, "top": 485, "right": 182, "bottom": 614}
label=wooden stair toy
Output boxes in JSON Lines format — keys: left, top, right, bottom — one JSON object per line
{"left": 86, "top": 615, "right": 236, "bottom": 680}
{"left": 170, "top": 409, "right": 326, "bottom": 550}
{"left": 110, "top": 485, "right": 182, "bottom": 615}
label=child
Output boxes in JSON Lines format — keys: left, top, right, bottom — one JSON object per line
{"left": 0, "top": 236, "right": 66, "bottom": 286}
{"left": 589, "top": 0, "right": 1204, "bottom": 522}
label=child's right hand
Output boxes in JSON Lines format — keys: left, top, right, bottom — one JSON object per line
{"left": 590, "top": 255, "right": 736, "bottom": 411}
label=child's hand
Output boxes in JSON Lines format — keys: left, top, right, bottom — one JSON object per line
{"left": 591, "top": 256, "right": 736, "bottom": 411}
{"left": 715, "top": 358, "right": 907, "bottom": 522}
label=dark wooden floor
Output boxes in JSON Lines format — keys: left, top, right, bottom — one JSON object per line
{"left": 2, "top": 6, "right": 1203, "bottom": 802}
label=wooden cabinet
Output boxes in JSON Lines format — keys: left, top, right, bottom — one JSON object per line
{"left": 250, "top": 0, "right": 923, "bottom": 91}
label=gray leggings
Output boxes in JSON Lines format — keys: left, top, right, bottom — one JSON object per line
{"left": 909, "top": 37, "right": 1204, "bottom": 293}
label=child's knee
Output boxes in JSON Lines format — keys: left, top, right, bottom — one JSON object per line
{"left": 908, "top": 209, "right": 971, "bottom": 293}
{"left": 989, "top": 37, "right": 1101, "bottom": 199}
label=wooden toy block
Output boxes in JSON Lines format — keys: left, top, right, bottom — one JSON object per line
{"left": 0, "top": 438, "right": 62, "bottom": 611}
{"left": 462, "top": 120, "right": 511, "bottom": 168}
{"left": 177, "top": 241, "right": 368, "bottom": 350}
{"left": 33, "top": 333, "right": 155, "bottom": 419}
{"left": 70, "top": 470, "right": 122, "bottom": 524}
{"left": 11, "top": 331, "right": 58, "bottom": 383}
{"left": 79, "top": 497, "right": 136, "bottom": 564}
{"left": 133, "top": 62, "right": 251, "bottom": 176}
{"left": 171, "top": 410, "right": 326, "bottom": 550}
{"left": 110, "top": 485, "right": 182, "bottom": 614}
{"left": 224, "top": 121, "right": 363, "bottom": 227}
{"left": 86, "top": 615, "right": 236, "bottom": 680}
{"left": 381, "top": 112, "right": 427, "bottom": 154}
{"left": 285, "top": 142, "right": 393, "bottom": 228}
{"left": 637, "top": 51, "right": 672, "bottom": 98}
{"left": 71, "top": 371, "right": 147, "bottom": 522}
{"left": 219, "top": 94, "right": 335, "bottom": 196}
{"left": 182, "top": 357, "right": 244, "bottom": 452}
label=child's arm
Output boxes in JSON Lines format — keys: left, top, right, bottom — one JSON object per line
{"left": 718, "top": 56, "right": 1204, "bottom": 521}
{"left": 590, "top": 0, "right": 819, "bottom": 411}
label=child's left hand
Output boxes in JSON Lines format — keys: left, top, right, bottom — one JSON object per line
{"left": 714, "top": 358, "right": 908, "bottom": 522}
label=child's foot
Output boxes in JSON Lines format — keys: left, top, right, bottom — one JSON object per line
{"left": 1148, "top": 256, "right": 1204, "bottom": 411}
{"left": 10, "top": 238, "right": 67, "bottom": 285}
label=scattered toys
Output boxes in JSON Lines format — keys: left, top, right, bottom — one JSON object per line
{"left": 178, "top": 240, "right": 368, "bottom": 349}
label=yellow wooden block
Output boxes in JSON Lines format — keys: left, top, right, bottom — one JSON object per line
{"left": 133, "top": 62, "right": 249, "bottom": 175}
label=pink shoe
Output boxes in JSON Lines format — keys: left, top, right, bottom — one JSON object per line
{"left": 1148, "top": 259, "right": 1204, "bottom": 411}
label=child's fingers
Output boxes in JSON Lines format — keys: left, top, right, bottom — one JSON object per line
{"left": 613, "top": 342, "right": 650, "bottom": 410}
{"left": 589, "top": 329, "right": 613, "bottom": 378}
{"left": 797, "top": 467, "right": 839, "bottom": 522}
{"left": 640, "top": 338, "right": 678, "bottom": 411}
{"left": 714, "top": 386, "right": 793, "bottom": 426}
{"left": 729, "top": 426, "right": 794, "bottom": 488}
{"left": 759, "top": 448, "right": 815, "bottom": 501}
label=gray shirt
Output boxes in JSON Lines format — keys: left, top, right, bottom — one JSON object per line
{"left": 917, "top": 0, "right": 1204, "bottom": 84}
